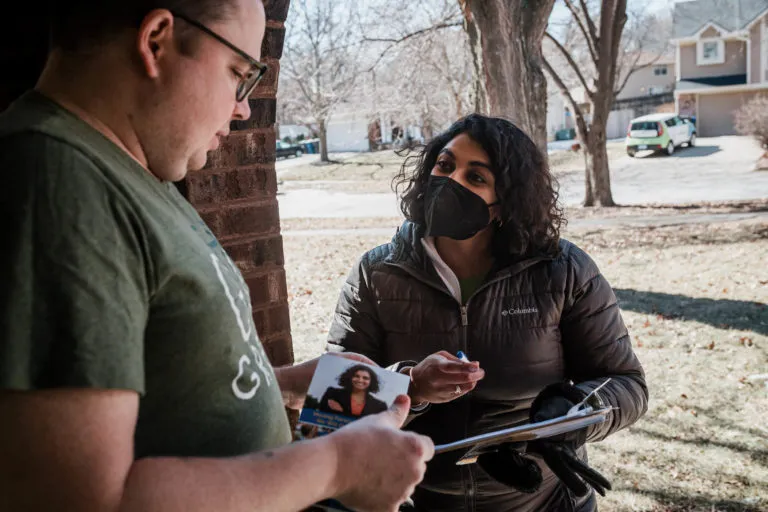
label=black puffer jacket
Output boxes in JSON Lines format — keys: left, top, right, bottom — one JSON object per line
{"left": 327, "top": 221, "right": 648, "bottom": 512}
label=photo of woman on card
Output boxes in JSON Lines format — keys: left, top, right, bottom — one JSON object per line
{"left": 319, "top": 364, "right": 388, "bottom": 417}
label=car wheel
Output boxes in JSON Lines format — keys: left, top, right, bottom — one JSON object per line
{"left": 295, "top": 150, "right": 303, "bottom": 158}
{"left": 627, "top": 150, "right": 636, "bottom": 157}
{"left": 666, "top": 141, "right": 675, "bottom": 156}
{"left": 688, "top": 134, "right": 696, "bottom": 147}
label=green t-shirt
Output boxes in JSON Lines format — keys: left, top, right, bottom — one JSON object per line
{"left": 459, "top": 274, "right": 487, "bottom": 304}
{"left": 0, "top": 91, "right": 291, "bottom": 458}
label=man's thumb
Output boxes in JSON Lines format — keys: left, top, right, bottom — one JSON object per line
{"left": 385, "top": 394, "right": 411, "bottom": 427}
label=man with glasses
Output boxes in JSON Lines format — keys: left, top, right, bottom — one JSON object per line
{"left": 0, "top": 1, "right": 433, "bottom": 511}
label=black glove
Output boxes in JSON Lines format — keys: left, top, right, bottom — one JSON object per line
{"left": 526, "top": 382, "right": 612, "bottom": 497}
{"left": 477, "top": 442, "right": 542, "bottom": 494}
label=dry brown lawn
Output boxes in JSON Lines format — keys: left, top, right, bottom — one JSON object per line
{"left": 283, "top": 214, "right": 768, "bottom": 511}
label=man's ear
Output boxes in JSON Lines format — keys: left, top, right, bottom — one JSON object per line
{"left": 136, "top": 9, "right": 176, "bottom": 79}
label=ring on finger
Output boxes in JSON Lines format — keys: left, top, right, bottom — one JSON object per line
{"left": 454, "top": 385, "right": 462, "bottom": 395}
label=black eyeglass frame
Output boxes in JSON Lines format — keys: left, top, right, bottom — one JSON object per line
{"left": 171, "top": 11, "right": 268, "bottom": 102}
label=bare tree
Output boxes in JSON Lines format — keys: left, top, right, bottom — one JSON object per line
{"left": 282, "top": 0, "right": 362, "bottom": 162}
{"left": 542, "top": 0, "right": 628, "bottom": 206}
{"left": 458, "top": 0, "right": 557, "bottom": 153}
{"left": 544, "top": 0, "right": 672, "bottom": 206}
{"left": 358, "top": 0, "right": 471, "bottom": 141}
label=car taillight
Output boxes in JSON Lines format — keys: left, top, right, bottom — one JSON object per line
{"left": 657, "top": 122, "right": 664, "bottom": 136}
{"left": 627, "top": 124, "right": 632, "bottom": 137}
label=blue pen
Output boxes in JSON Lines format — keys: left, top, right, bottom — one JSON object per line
{"left": 456, "top": 351, "right": 470, "bottom": 363}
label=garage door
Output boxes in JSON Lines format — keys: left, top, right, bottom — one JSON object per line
{"left": 698, "top": 91, "right": 763, "bottom": 137}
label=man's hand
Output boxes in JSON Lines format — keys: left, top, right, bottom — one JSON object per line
{"left": 327, "top": 395, "right": 434, "bottom": 512}
{"left": 409, "top": 351, "right": 485, "bottom": 404}
{"left": 276, "top": 353, "right": 377, "bottom": 409}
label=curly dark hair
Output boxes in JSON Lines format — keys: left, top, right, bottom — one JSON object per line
{"left": 393, "top": 114, "right": 565, "bottom": 259}
{"left": 337, "top": 365, "right": 380, "bottom": 394}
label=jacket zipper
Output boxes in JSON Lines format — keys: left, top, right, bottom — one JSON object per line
{"left": 386, "top": 258, "right": 547, "bottom": 511}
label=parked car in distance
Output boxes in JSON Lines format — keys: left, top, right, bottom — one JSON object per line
{"left": 625, "top": 113, "right": 696, "bottom": 157}
{"left": 276, "top": 140, "right": 304, "bottom": 159}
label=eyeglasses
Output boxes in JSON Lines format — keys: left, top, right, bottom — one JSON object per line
{"left": 171, "top": 12, "right": 268, "bottom": 103}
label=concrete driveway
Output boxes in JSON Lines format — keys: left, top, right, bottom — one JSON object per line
{"left": 276, "top": 136, "right": 768, "bottom": 218}
{"left": 557, "top": 136, "right": 767, "bottom": 206}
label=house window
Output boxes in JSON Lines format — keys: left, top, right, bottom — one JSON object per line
{"left": 654, "top": 66, "right": 668, "bottom": 76}
{"left": 697, "top": 39, "right": 725, "bottom": 65}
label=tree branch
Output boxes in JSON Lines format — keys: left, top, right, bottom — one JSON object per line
{"left": 363, "top": 20, "right": 462, "bottom": 72}
{"left": 614, "top": 51, "right": 658, "bottom": 97}
{"left": 544, "top": 32, "right": 594, "bottom": 100}
{"left": 542, "top": 56, "right": 586, "bottom": 126}
{"left": 579, "top": 0, "right": 600, "bottom": 44}
{"left": 362, "top": 21, "right": 462, "bottom": 44}
{"left": 563, "top": 0, "right": 598, "bottom": 64}
{"left": 607, "top": 0, "right": 629, "bottom": 93}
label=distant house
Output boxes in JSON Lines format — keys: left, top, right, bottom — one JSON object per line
{"left": 546, "top": 85, "right": 591, "bottom": 141}
{"left": 604, "top": 52, "right": 677, "bottom": 139}
{"left": 546, "top": 52, "right": 676, "bottom": 141}
{"left": 278, "top": 124, "right": 312, "bottom": 141}
{"left": 615, "top": 54, "right": 676, "bottom": 102}
{"left": 673, "top": 0, "right": 768, "bottom": 136}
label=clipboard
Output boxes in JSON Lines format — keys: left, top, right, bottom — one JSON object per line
{"left": 434, "top": 407, "right": 612, "bottom": 464}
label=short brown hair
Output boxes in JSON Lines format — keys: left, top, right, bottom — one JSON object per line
{"left": 48, "top": 0, "right": 238, "bottom": 52}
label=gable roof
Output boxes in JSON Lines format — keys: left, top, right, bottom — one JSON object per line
{"left": 673, "top": 0, "right": 768, "bottom": 39}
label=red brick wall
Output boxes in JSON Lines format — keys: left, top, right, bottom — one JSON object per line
{"left": 182, "top": 0, "right": 294, "bottom": 367}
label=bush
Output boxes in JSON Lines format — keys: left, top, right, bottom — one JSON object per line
{"left": 734, "top": 95, "right": 768, "bottom": 148}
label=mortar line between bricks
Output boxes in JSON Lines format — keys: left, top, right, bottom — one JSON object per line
{"left": 192, "top": 163, "right": 277, "bottom": 176}
{"left": 241, "top": 266, "right": 285, "bottom": 278}
{"left": 221, "top": 233, "right": 284, "bottom": 243}
{"left": 218, "top": 231, "right": 281, "bottom": 244}
{"left": 196, "top": 197, "right": 277, "bottom": 213}
{"left": 206, "top": 163, "right": 277, "bottom": 173}
{"left": 251, "top": 299, "right": 290, "bottom": 310}
{"left": 192, "top": 194, "right": 276, "bottom": 209}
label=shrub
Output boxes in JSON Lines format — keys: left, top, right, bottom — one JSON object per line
{"left": 734, "top": 95, "right": 768, "bottom": 148}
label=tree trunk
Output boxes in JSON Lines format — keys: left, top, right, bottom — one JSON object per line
{"left": 584, "top": 104, "right": 616, "bottom": 206}
{"left": 582, "top": 152, "right": 594, "bottom": 206}
{"left": 587, "top": 136, "right": 614, "bottom": 206}
{"left": 463, "top": 0, "right": 556, "bottom": 154}
{"left": 460, "top": 1, "right": 488, "bottom": 114}
{"left": 454, "top": 90, "right": 464, "bottom": 121}
{"left": 319, "top": 117, "right": 329, "bottom": 162}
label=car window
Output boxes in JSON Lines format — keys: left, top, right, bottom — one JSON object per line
{"left": 631, "top": 121, "right": 658, "bottom": 130}
{"left": 664, "top": 119, "right": 676, "bottom": 127}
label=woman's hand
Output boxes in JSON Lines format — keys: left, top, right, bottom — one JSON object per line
{"left": 409, "top": 351, "right": 485, "bottom": 404}
{"left": 327, "top": 399, "right": 343, "bottom": 412}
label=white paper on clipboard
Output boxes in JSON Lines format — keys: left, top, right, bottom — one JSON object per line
{"left": 433, "top": 407, "right": 612, "bottom": 463}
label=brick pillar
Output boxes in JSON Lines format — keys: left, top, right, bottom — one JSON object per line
{"left": 181, "top": 0, "right": 294, "bottom": 368}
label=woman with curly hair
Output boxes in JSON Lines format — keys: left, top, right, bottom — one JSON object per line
{"left": 319, "top": 364, "right": 388, "bottom": 417}
{"left": 327, "top": 114, "right": 648, "bottom": 511}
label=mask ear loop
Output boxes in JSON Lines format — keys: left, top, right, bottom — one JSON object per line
{"left": 489, "top": 202, "right": 503, "bottom": 227}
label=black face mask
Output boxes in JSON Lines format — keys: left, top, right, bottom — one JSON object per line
{"left": 423, "top": 175, "right": 498, "bottom": 240}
